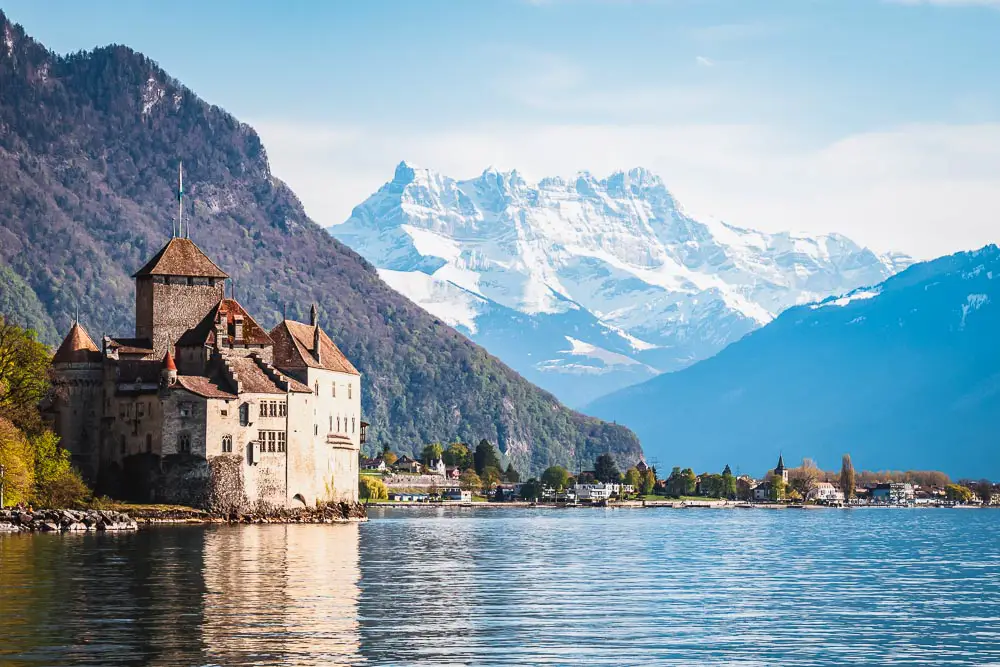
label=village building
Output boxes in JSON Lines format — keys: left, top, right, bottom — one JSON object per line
{"left": 808, "top": 482, "right": 845, "bottom": 504}
{"left": 393, "top": 455, "right": 422, "bottom": 474}
{"left": 426, "top": 457, "right": 447, "bottom": 477}
{"left": 47, "top": 234, "right": 366, "bottom": 509}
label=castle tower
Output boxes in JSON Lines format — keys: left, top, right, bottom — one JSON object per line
{"left": 133, "top": 238, "right": 228, "bottom": 359}
{"left": 50, "top": 320, "right": 104, "bottom": 482}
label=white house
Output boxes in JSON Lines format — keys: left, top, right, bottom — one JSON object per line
{"left": 427, "top": 457, "right": 447, "bottom": 477}
{"left": 808, "top": 482, "right": 845, "bottom": 504}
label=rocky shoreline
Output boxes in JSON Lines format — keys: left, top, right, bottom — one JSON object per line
{"left": 0, "top": 509, "right": 139, "bottom": 532}
{"left": 0, "top": 502, "right": 368, "bottom": 532}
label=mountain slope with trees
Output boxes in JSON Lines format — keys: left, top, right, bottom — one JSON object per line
{"left": 0, "top": 12, "right": 641, "bottom": 476}
{"left": 588, "top": 246, "right": 1000, "bottom": 479}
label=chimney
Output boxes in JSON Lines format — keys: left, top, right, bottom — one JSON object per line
{"left": 214, "top": 311, "right": 227, "bottom": 348}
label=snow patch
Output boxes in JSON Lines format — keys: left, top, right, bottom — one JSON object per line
{"left": 811, "top": 288, "right": 881, "bottom": 309}
{"left": 378, "top": 269, "right": 484, "bottom": 333}
{"left": 141, "top": 77, "right": 165, "bottom": 116}
{"left": 961, "top": 293, "right": 990, "bottom": 328}
{"left": 3, "top": 24, "right": 13, "bottom": 56}
{"left": 563, "top": 337, "right": 643, "bottom": 367}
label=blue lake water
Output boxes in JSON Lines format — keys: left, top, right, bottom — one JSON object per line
{"left": 2, "top": 507, "right": 999, "bottom": 666}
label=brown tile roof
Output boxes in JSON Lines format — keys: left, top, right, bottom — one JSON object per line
{"left": 52, "top": 322, "right": 101, "bottom": 363}
{"left": 223, "top": 356, "right": 311, "bottom": 395}
{"left": 269, "top": 320, "right": 360, "bottom": 376}
{"left": 132, "top": 238, "right": 229, "bottom": 279}
{"left": 108, "top": 337, "right": 154, "bottom": 355}
{"left": 175, "top": 375, "right": 237, "bottom": 400}
{"left": 177, "top": 299, "right": 273, "bottom": 348}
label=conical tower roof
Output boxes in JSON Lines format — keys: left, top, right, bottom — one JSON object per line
{"left": 162, "top": 350, "right": 177, "bottom": 371}
{"left": 53, "top": 321, "right": 100, "bottom": 364}
{"left": 776, "top": 454, "right": 785, "bottom": 471}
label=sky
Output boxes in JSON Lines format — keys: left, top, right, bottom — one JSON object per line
{"left": 3, "top": 0, "right": 999, "bottom": 258}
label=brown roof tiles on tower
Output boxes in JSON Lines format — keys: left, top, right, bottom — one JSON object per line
{"left": 176, "top": 299, "right": 274, "bottom": 348}
{"left": 132, "top": 238, "right": 229, "bottom": 279}
{"left": 52, "top": 322, "right": 101, "bottom": 364}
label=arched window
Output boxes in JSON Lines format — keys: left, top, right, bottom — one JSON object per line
{"left": 222, "top": 434, "right": 233, "bottom": 453}
{"left": 179, "top": 433, "right": 191, "bottom": 454}
{"left": 239, "top": 403, "right": 250, "bottom": 426}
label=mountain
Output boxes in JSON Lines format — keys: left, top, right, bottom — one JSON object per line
{"left": 0, "top": 12, "right": 641, "bottom": 476}
{"left": 586, "top": 246, "right": 1000, "bottom": 479}
{"left": 333, "top": 162, "right": 912, "bottom": 407}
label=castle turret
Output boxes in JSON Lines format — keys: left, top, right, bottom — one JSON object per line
{"left": 50, "top": 320, "right": 104, "bottom": 482}
{"left": 311, "top": 304, "right": 322, "bottom": 365}
{"left": 161, "top": 350, "right": 177, "bottom": 387}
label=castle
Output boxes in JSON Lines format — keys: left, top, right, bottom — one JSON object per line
{"left": 47, "top": 236, "right": 365, "bottom": 509}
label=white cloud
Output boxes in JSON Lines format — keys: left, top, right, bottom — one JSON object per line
{"left": 253, "top": 120, "right": 1000, "bottom": 259}
{"left": 695, "top": 55, "right": 714, "bottom": 67}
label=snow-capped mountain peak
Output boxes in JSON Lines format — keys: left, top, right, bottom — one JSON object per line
{"left": 332, "top": 164, "right": 912, "bottom": 406}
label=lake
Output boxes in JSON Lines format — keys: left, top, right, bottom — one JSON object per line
{"left": 2, "top": 507, "right": 999, "bottom": 666}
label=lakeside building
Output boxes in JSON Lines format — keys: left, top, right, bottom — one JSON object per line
{"left": 808, "top": 482, "right": 845, "bottom": 504}
{"left": 393, "top": 456, "right": 422, "bottom": 474}
{"left": 871, "top": 482, "right": 915, "bottom": 504}
{"left": 361, "top": 457, "right": 387, "bottom": 472}
{"left": 575, "top": 482, "right": 635, "bottom": 501}
{"left": 47, "top": 235, "right": 365, "bottom": 509}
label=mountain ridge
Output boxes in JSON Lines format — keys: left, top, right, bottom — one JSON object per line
{"left": 332, "top": 160, "right": 912, "bottom": 406}
{"left": 0, "top": 11, "right": 641, "bottom": 475}
{"left": 586, "top": 245, "right": 1000, "bottom": 479}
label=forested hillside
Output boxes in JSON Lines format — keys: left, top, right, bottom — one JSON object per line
{"left": 0, "top": 12, "right": 641, "bottom": 475}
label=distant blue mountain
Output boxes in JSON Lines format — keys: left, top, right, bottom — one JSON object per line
{"left": 586, "top": 246, "right": 1000, "bottom": 479}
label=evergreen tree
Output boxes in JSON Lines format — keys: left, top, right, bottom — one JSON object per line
{"left": 594, "top": 453, "right": 620, "bottom": 483}
{"left": 504, "top": 463, "right": 521, "bottom": 483}
{"left": 474, "top": 439, "right": 501, "bottom": 475}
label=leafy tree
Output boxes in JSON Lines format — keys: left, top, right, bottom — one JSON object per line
{"left": 382, "top": 450, "right": 398, "bottom": 466}
{"left": 29, "top": 430, "right": 89, "bottom": 508}
{"left": 975, "top": 479, "right": 994, "bottom": 505}
{"left": 594, "top": 453, "right": 620, "bottom": 483}
{"left": 699, "top": 473, "right": 725, "bottom": 498}
{"left": 722, "top": 465, "right": 737, "bottom": 499}
{"left": 359, "top": 476, "right": 388, "bottom": 501}
{"left": 0, "top": 417, "right": 34, "bottom": 506}
{"left": 520, "top": 478, "right": 543, "bottom": 501}
{"left": 474, "top": 439, "right": 501, "bottom": 476}
{"left": 840, "top": 454, "right": 856, "bottom": 500}
{"left": 443, "top": 442, "right": 471, "bottom": 469}
{"left": 503, "top": 463, "right": 520, "bottom": 483}
{"left": 420, "top": 443, "right": 443, "bottom": 466}
{"left": 624, "top": 467, "right": 641, "bottom": 494}
{"left": 789, "top": 458, "right": 820, "bottom": 500}
{"left": 459, "top": 469, "right": 482, "bottom": 492}
{"left": 770, "top": 475, "right": 786, "bottom": 502}
{"left": 945, "top": 483, "right": 974, "bottom": 503}
{"left": 541, "top": 465, "right": 570, "bottom": 492}
{"left": 0, "top": 316, "right": 51, "bottom": 433}
{"left": 639, "top": 468, "right": 656, "bottom": 496}
{"left": 481, "top": 466, "right": 502, "bottom": 492}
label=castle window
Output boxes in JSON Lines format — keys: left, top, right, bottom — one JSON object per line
{"left": 146, "top": 434, "right": 152, "bottom": 453}
{"left": 259, "top": 402, "right": 266, "bottom": 418}
{"left": 348, "top": 384, "right": 352, "bottom": 400}
{"left": 314, "top": 424, "right": 318, "bottom": 436}
{"left": 329, "top": 415, "right": 333, "bottom": 432}
{"left": 314, "top": 381, "right": 319, "bottom": 396}
{"left": 277, "top": 432, "right": 286, "bottom": 453}
{"left": 178, "top": 433, "right": 191, "bottom": 454}
{"left": 337, "top": 416, "right": 341, "bottom": 432}
{"left": 239, "top": 403, "right": 250, "bottom": 426}
{"left": 186, "top": 277, "right": 194, "bottom": 286}
{"left": 179, "top": 402, "right": 193, "bottom": 418}
{"left": 221, "top": 407, "right": 228, "bottom": 417}
{"left": 332, "top": 382, "right": 336, "bottom": 398}
{"left": 137, "top": 402, "right": 145, "bottom": 418}
{"left": 222, "top": 435, "right": 233, "bottom": 453}
{"left": 278, "top": 402, "right": 286, "bottom": 417}
{"left": 352, "top": 417, "right": 356, "bottom": 434}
